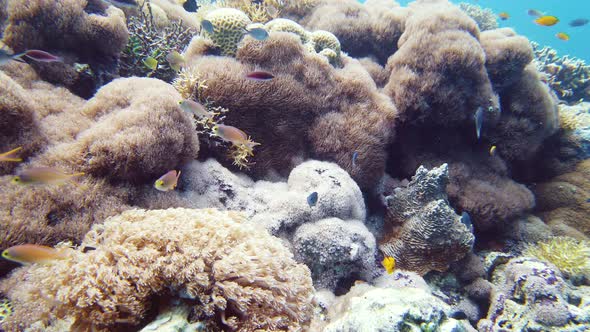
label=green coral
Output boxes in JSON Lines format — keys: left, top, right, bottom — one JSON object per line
{"left": 0, "top": 298, "right": 12, "bottom": 324}
{"left": 524, "top": 236, "right": 590, "bottom": 279}
{"left": 203, "top": 8, "right": 252, "bottom": 56}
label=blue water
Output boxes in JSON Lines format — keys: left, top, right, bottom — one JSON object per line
{"left": 361, "top": 0, "right": 590, "bottom": 63}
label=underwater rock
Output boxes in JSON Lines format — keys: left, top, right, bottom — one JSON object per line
{"left": 0, "top": 208, "right": 315, "bottom": 331}
{"left": 380, "top": 164, "right": 475, "bottom": 275}
{"left": 479, "top": 256, "right": 590, "bottom": 331}
{"left": 313, "top": 283, "right": 475, "bottom": 332}
{"left": 293, "top": 218, "right": 376, "bottom": 291}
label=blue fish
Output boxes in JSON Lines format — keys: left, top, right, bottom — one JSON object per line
{"left": 460, "top": 211, "right": 473, "bottom": 231}
{"left": 586, "top": 198, "right": 590, "bottom": 203}
{"left": 474, "top": 107, "right": 484, "bottom": 140}
{"left": 307, "top": 192, "right": 318, "bottom": 207}
{"left": 246, "top": 27, "right": 269, "bottom": 41}
{"left": 201, "top": 20, "right": 214, "bottom": 34}
{"left": 352, "top": 151, "right": 359, "bottom": 167}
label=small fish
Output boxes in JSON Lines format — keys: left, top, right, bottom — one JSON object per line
{"left": 246, "top": 71, "right": 274, "bottom": 81}
{"left": 11, "top": 167, "right": 84, "bottom": 185}
{"left": 489, "top": 145, "right": 497, "bottom": 156}
{"left": 527, "top": 9, "right": 544, "bottom": 17}
{"left": 166, "top": 51, "right": 185, "bottom": 72}
{"left": 460, "top": 212, "right": 473, "bottom": 231}
{"left": 307, "top": 191, "right": 318, "bottom": 207}
{"left": 352, "top": 151, "right": 359, "bottom": 168}
{"left": 179, "top": 100, "right": 212, "bottom": 119}
{"left": 19, "top": 50, "right": 62, "bottom": 63}
{"left": 212, "top": 124, "right": 260, "bottom": 148}
{"left": 183, "top": 0, "right": 198, "bottom": 12}
{"left": 154, "top": 170, "right": 181, "bottom": 192}
{"left": 556, "top": 32, "right": 570, "bottom": 41}
{"left": 143, "top": 56, "right": 158, "bottom": 71}
{"left": 245, "top": 27, "right": 269, "bottom": 41}
{"left": 569, "top": 18, "right": 589, "bottom": 27}
{"left": 2, "top": 244, "right": 68, "bottom": 265}
{"left": 382, "top": 256, "right": 395, "bottom": 274}
{"left": 201, "top": 19, "right": 214, "bottom": 34}
{"left": 474, "top": 107, "right": 484, "bottom": 140}
{"left": 0, "top": 146, "right": 22, "bottom": 162}
{"left": 498, "top": 12, "right": 510, "bottom": 20}
{"left": 535, "top": 15, "right": 559, "bottom": 26}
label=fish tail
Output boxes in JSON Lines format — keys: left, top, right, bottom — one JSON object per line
{"left": 11, "top": 52, "right": 26, "bottom": 63}
{"left": 0, "top": 146, "right": 22, "bottom": 157}
{"left": 1, "top": 157, "right": 23, "bottom": 162}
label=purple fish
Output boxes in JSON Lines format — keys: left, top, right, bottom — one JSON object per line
{"left": 246, "top": 71, "right": 274, "bottom": 81}
{"left": 20, "top": 50, "right": 63, "bottom": 63}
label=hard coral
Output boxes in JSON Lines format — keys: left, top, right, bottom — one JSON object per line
{"left": 380, "top": 164, "right": 475, "bottom": 275}
{"left": 203, "top": 8, "right": 252, "bottom": 56}
{"left": 0, "top": 208, "right": 315, "bottom": 331}
{"left": 180, "top": 32, "right": 396, "bottom": 189}
{"left": 458, "top": 2, "right": 498, "bottom": 31}
{"left": 3, "top": 0, "right": 129, "bottom": 97}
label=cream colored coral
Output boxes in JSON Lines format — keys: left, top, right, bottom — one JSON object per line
{"left": 0, "top": 208, "right": 315, "bottom": 332}
{"left": 265, "top": 18, "right": 309, "bottom": 43}
{"left": 311, "top": 30, "right": 341, "bottom": 57}
{"left": 203, "top": 8, "right": 252, "bottom": 56}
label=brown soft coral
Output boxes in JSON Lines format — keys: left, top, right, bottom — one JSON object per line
{"left": 384, "top": 0, "right": 498, "bottom": 128}
{"left": 2, "top": 0, "right": 129, "bottom": 97}
{"left": 0, "top": 208, "right": 315, "bottom": 332}
{"left": 179, "top": 32, "right": 396, "bottom": 189}
{"left": 302, "top": 0, "right": 408, "bottom": 65}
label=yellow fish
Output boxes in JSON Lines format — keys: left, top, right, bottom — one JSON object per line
{"left": 556, "top": 32, "right": 570, "bottom": 41}
{"left": 166, "top": 51, "right": 185, "bottom": 72}
{"left": 498, "top": 12, "right": 510, "bottom": 20}
{"left": 2, "top": 244, "right": 69, "bottom": 265}
{"left": 535, "top": 15, "right": 559, "bottom": 26}
{"left": 382, "top": 256, "right": 395, "bottom": 274}
{"left": 11, "top": 167, "right": 84, "bottom": 185}
{"left": 0, "top": 146, "right": 22, "bottom": 162}
{"left": 154, "top": 170, "right": 181, "bottom": 192}
{"left": 489, "top": 145, "right": 497, "bottom": 156}
{"left": 143, "top": 56, "right": 158, "bottom": 71}
{"left": 212, "top": 124, "right": 260, "bottom": 149}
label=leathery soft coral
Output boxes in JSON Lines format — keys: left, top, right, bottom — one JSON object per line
{"left": 0, "top": 208, "right": 315, "bottom": 331}
{"left": 178, "top": 32, "right": 396, "bottom": 189}
{"left": 2, "top": 0, "right": 129, "bottom": 97}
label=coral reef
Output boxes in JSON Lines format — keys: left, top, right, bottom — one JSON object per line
{"left": 0, "top": 208, "right": 315, "bottom": 331}
{"left": 202, "top": 8, "right": 252, "bottom": 56}
{"left": 523, "top": 237, "right": 590, "bottom": 280}
{"left": 478, "top": 256, "right": 590, "bottom": 331}
{"left": 532, "top": 42, "right": 590, "bottom": 103}
{"left": 380, "top": 164, "right": 475, "bottom": 275}
{"left": 458, "top": 2, "right": 498, "bottom": 31}
{"left": 2, "top": 0, "right": 129, "bottom": 97}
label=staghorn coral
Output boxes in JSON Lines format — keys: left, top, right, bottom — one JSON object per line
{"left": 2, "top": 0, "right": 129, "bottom": 97}
{"left": 202, "top": 8, "right": 252, "bottom": 56}
{"left": 532, "top": 42, "right": 590, "bottom": 103}
{"left": 120, "top": 2, "right": 196, "bottom": 82}
{"left": 0, "top": 208, "right": 315, "bottom": 331}
{"left": 178, "top": 32, "right": 396, "bottom": 189}
{"left": 380, "top": 164, "right": 475, "bottom": 276}
{"left": 384, "top": 0, "right": 499, "bottom": 128}
{"left": 303, "top": 0, "right": 408, "bottom": 65}
{"left": 458, "top": 2, "right": 498, "bottom": 31}
{"left": 524, "top": 237, "right": 590, "bottom": 280}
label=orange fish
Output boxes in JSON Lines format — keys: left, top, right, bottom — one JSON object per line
{"left": 2, "top": 244, "right": 69, "bottom": 265}
{"left": 212, "top": 124, "right": 260, "bottom": 149}
{"left": 498, "top": 12, "right": 510, "bottom": 20}
{"left": 556, "top": 32, "right": 570, "bottom": 41}
{"left": 535, "top": 15, "right": 559, "bottom": 26}
{"left": 154, "top": 170, "right": 181, "bottom": 192}
{"left": 11, "top": 167, "right": 84, "bottom": 185}
{"left": 0, "top": 146, "right": 22, "bottom": 162}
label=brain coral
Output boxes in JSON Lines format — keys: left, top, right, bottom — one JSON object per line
{"left": 0, "top": 208, "right": 315, "bottom": 332}
{"left": 380, "top": 164, "right": 475, "bottom": 275}
{"left": 180, "top": 32, "right": 396, "bottom": 189}
{"left": 203, "top": 8, "right": 252, "bottom": 56}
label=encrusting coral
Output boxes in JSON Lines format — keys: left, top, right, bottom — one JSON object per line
{"left": 0, "top": 208, "right": 315, "bottom": 331}
{"left": 2, "top": 0, "right": 129, "bottom": 97}
{"left": 380, "top": 164, "right": 475, "bottom": 275}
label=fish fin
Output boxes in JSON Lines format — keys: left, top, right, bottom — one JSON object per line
{"left": 0, "top": 146, "right": 23, "bottom": 158}
{"left": 0, "top": 157, "right": 23, "bottom": 162}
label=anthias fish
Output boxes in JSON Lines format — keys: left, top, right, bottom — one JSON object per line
{"left": 213, "top": 124, "right": 260, "bottom": 149}
{"left": 556, "top": 32, "right": 570, "bottom": 41}
{"left": 179, "top": 99, "right": 211, "bottom": 119}
{"left": 535, "top": 16, "right": 559, "bottom": 26}
{"left": 246, "top": 71, "right": 275, "bottom": 81}
{"left": 11, "top": 167, "right": 84, "bottom": 185}
{"left": 2, "top": 244, "right": 69, "bottom": 265}
{"left": 20, "top": 50, "right": 62, "bottom": 63}
{"left": 527, "top": 9, "right": 543, "bottom": 17}
{"left": 498, "top": 12, "right": 510, "bottom": 20}
{"left": 569, "top": 18, "right": 589, "bottom": 27}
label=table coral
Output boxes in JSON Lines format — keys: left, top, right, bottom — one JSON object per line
{"left": 380, "top": 164, "right": 475, "bottom": 275}
{"left": 0, "top": 208, "right": 315, "bottom": 332}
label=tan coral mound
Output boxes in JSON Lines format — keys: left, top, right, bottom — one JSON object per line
{"left": 0, "top": 208, "right": 315, "bottom": 332}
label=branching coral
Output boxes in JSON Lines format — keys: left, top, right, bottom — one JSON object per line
{"left": 458, "top": 2, "right": 498, "bottom": 31}
{"left": 0, "top": 208, "right": 315, "bottom": 331}
{"left": 532, "top": 42, "right": 590, "bottom": 103}
{"left": 120, "top": 2, "right": 196, "bottom": 82}
{"left": 523, "top": 237, "right": 590, "bottom": 279}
